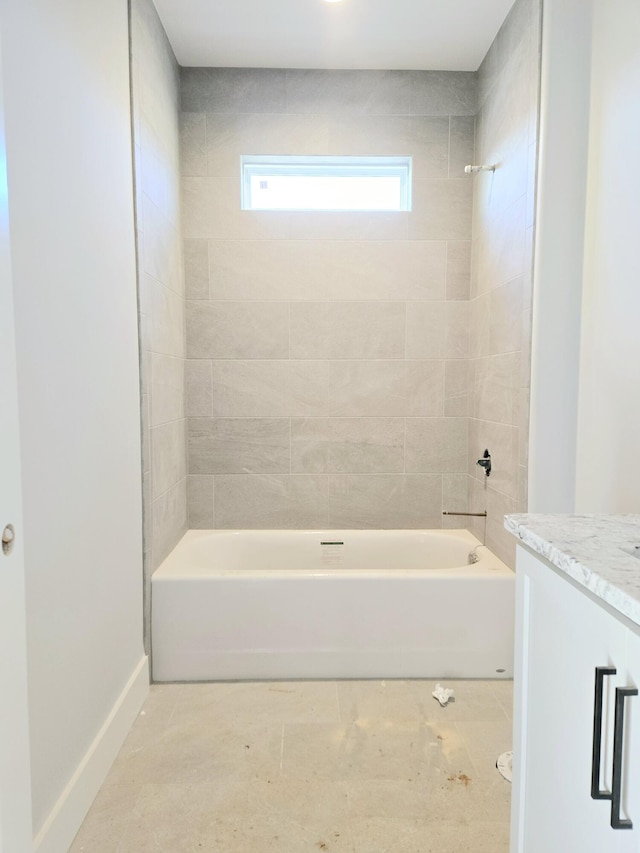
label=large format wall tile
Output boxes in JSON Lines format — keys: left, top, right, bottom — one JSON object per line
{"left": 144, "top": 275, "right": 185, "bottom": 357}
{"left": 186, "top": 301, "right": 290, "bottom": 359}
{"left": 185, "top": 359, "right": 213, "bottom": 417}
{"left": 489, "top": 276, "right": 524, "bottom": 355}
{"left": 151, "top": 478, "right": 187, "bottom": 567}
{"left": 469, "top": 292, "right": 491, "bottom": 358}
{"left": 139, "top": 115, "right": 180, "bottom": 220}
{"left": 291, "top": 418, "right": 405, "bottom": 474}
{"left": 325, "top": 115, "right": 450, "bottom": 179}
{"left": 472, "top": 353, "right": 520, "bottom": 426}
{"left": 290, "top": 302, "right": 405, "bottom": 360}
{"left": 151, "top": 420, "right": 187, "bottom": 499}
{"left": 410, "top": 71, "right": 477, "bottom": 116}
{"left": 284, "top": 210, "right": 410, "bottom": 243}
{"left": 212, "top": 360, "right": 329, "bottom": 418}
{"left": 475, "top": 194, "right": 527, "bottom": 293}
{"left": 188, "top": 418, "right": 290, "bottom": 474}
{"left": 283, "top": 70, "right": 415, "bottom": 117}
{"left": 205, "top": 113, "right": 330, "bottom": 178}
{"left": 405, "top": 418, "right": 468, "bottom": 473}
{"left": 443, "top": 473, "right": 469, "bottom": 525}
{"left": 187, "top": 474, "right": 214, "bottom": 528}
{"left": 444, "top": 360, "right": 469, "bottom": 417}
{"left": 328, "top": 474, "right": 443, "bottom": 529}
{"left": 446, "top": 242, "right": 472, "bottom": 301}
{"left": 215, "top": 474, "right": 329, "bottom": 528}
{"left": 209, "top": 240, "right": 448, "bottom": 303}
{"left": 150, "top": 353, "right": 185, "bottom": 426}
{"left": 142, "top": 194, "right": 182, "bottom": 291}
{"left": 179, "top": 112, "right": 206, "bottom": 177}
{"left": 183, "top": 238, "right": 209, "bottom": 299}
{"left": 409, "top": 180, "right": 473, "bottom": 241}
{"left": 181, "top": 68, "right": 288, "bottom": 114}
{"left": 405, "top": 302, "right": 469, "bottom": 359}
{"left": 449, "top": 117, "right": 476, "bottom": 177}
{"left": 328, "top": 361, "right": 444, "bottom": 418}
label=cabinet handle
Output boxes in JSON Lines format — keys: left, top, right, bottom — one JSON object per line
{"left": 592, "top": 666, "right": 617, "bottom": 800}
{"left": 611, "top": 686, "right": 638, "bottom": 830}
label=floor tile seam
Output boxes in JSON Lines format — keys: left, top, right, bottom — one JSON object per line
{"left": 490, "top": 690, "right": 514, "bottom": 721}
{"left": 333, "top": 678, "right": 342, "bottom": 726}
{"left": 279, "top": 722, "right": 285, "bottom": 774}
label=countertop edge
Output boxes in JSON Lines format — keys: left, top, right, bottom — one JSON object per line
{"left": 505, "top": 513, "right": 640, "bottom": 629}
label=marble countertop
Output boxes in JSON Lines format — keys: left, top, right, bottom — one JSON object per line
{"left": 505, "top": 514, "right": 640, "bottom": 627}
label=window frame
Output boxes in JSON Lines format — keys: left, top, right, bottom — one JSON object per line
{"left": 240, "top": 154, "right": 413, "bottom": 212}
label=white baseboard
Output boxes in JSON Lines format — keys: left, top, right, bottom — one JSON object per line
{"left": 34, "top": 655, "right": 149, "bottom": 853}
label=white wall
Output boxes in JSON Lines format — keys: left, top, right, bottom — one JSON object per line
{"left": 1, "top": 0, "right": 147, "bottom": 846}
{"left": 575, "top": 0, "right": 640, "bottom": 512}
{"left": 527, "top": 0, "right": 593, "bottom": 513}
{"left": 530, "top": 0, "right": 640, "bottom": 514}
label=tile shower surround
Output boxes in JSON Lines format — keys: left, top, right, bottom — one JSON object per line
{"left": 134, "top": 0, "right": 540, "bottom": 561}
{"left": 180, "top": 68, "right": 478, "bottom": 532}
{"left": 131, "top": 0, "right": 187, "bottom": 652}
{"left": 467, "top": 0, "right": 540, "bottom": 567}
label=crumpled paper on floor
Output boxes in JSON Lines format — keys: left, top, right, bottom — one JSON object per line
{"left": 432, "top": 683, "right": 455, "bottom": 707}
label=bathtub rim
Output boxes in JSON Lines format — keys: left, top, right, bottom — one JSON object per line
{"left": 152, "top": 527, "right": 513, "bottom": 580}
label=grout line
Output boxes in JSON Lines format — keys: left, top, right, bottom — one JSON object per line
{"left": 279, "top": 723, "right": 285, "bottom": 774}
{"left": 184, "top": 415, "right": 470, "bottom": 420}
{"left": 444, "top": 240, "right": 449, "bottom": 300}
{"left": 403, "top": 417, "right": 407, "bottom": 474}
{"left": 149, "top": 474, "right": 188, "bottom": 505}
{"left": 202, "top": 356, "right": 466, "bottom": 363}
{"left": 211, "top": 473, "right": 216, "bottom": 529}
{"left": 205, "top": 237, "right": 211, "bottom": 301}
{"left": 403, "top": 301, "right": 408, "bottom": 360}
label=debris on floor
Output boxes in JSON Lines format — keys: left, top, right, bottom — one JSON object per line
{"left": 448, "top": 772, "right": 472, "bottom": 786}
{"left": 432, "top": 683, "right": 455, "bottom": 706}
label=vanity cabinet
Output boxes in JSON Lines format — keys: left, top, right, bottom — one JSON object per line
{"left": 511, "top": 545, "right": 640, "bottom": 852}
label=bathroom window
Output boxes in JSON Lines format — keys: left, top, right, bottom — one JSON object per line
{"left": 241, "top": 155, "right": 412, "bottom": 212}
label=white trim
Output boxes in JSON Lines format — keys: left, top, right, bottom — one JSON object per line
{"left": 33, "top": 656, "right": 149, "bottom": 853}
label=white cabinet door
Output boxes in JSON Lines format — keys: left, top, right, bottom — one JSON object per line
{"left": 0, "top": 31, "right": 32, "bottom": 853}
{"left": 513, "top": 547, "right": 628, "bottom": 853}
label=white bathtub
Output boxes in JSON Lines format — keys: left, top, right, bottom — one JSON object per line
{"left": 151, "top": 528, "right": 514, "bottom": 682}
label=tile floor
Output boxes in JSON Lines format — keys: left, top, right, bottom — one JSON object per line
{"left": 70, "top": 679, "right": 513, "bottom": 852}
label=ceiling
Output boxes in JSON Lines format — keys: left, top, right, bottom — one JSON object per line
{"left": 152, "top": 0, "right": 517, "bottom": 72}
